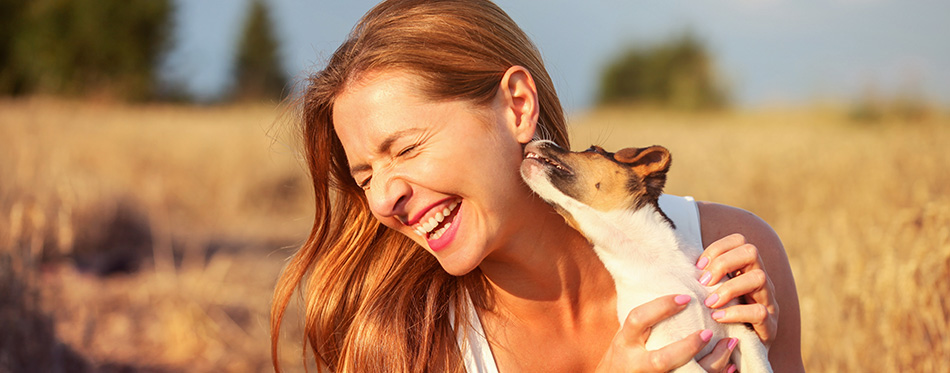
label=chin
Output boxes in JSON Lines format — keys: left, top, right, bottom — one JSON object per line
{"left": 435, "top": 252, "right": 483, "bottom": 277}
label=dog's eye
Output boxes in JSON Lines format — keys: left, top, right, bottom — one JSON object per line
{"left": 585, "top": 145, "right": 605, "bottom": 153}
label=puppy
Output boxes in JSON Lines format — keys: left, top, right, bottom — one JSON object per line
{"left": 520, "top": 140, "right": 771, "bottom": 373}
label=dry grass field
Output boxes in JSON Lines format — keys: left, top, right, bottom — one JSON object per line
{"left": 1, "top": 98, "right": 948, "bottom": 372}
{"left": 0, "top": 98, "right": 313, "bottom": 372}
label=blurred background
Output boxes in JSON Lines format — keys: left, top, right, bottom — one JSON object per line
{"left": 1, "top": 0, "right": 948, "bottom": 372}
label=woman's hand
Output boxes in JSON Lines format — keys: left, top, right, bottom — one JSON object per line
{"left": 596, "top": 295, "right": 737, "bottom": 373}
{"left": 696, "top": 233, "right": 780, "bottom": 346}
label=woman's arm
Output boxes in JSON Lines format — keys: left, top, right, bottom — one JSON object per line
{"left": 596, "top": 294, "right": 721, "bottom": 372}
{"left": 697, "top": 202, "right": 805, "bottom": 372}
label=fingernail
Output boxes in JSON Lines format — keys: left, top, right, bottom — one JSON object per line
{"left": 727, "top": 338, "right": 738, "bottom": 350}
{"left": 700, "top": 329, "right": 713, "bottom": 342}
{"left": 727, "top": 364, "right": 737, "bottom": 373}
{"left": 674, "top": 295, "right": 691, "bottom": 305}
{"left": 699, "top": 272, "right": 712, "bottom": 285}
{"left": 712, "top": 310, "right": 725, "bottom": 320}
{"left": 696, "top": 256, "right": 709, "bottom": 269}
{"left": 704, "top": 293, "right": 719, "bottom": 307}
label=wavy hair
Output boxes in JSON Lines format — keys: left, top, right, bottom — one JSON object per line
{"left": 271, "top": 0, "right": 570, "bottom": 371}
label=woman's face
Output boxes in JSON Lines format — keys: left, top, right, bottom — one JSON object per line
{"left": 333, "top": 70, "right": 541, "bottom": 275}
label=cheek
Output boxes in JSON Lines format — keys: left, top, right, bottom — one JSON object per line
{"left": 413, "top": 144, "right": 496, "bottom": 189}
{"left": 373, "top": 213, "right": 401, "bottom": 230}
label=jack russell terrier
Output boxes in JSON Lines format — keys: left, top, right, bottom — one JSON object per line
{"left": 520, "top": 140, "right": 771, "bottom": 372}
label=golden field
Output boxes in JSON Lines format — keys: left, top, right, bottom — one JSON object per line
{"left": 1, "top": 98, "right": 948, "bottom": 372}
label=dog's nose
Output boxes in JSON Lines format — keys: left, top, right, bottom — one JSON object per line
{"left": 524, "top": 139, "right": 558, "bottom": 156}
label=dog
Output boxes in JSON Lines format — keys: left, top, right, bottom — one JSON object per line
{"left": 520, "top": 140, "right": 771, "bottom": 372}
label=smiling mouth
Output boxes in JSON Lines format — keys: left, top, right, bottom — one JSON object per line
{"left": 413, "top": 200, "right": 460, "bottom": 240}
{"left": 525, "top": 151, "right": 573, "bottom": 175}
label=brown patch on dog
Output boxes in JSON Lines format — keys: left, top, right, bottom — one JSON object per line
{"left": 527, "top": 143, "right": 671, "bottom": 213}
{"left": 615, "top": 146, "right": 670, "bottom": 177}
{"left": 568, "top": 153, "right": 639, "bottom": 212}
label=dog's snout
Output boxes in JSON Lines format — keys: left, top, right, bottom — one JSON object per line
{"left": 525, "top": 139, "right": 564, "bottom": 156}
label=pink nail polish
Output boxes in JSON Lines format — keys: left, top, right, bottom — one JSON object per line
{"left": 727, "top": 364, "right": 737, "bottom": 373}
{"left": 674, "top": 294, "right": 691, "bottom": 305}
{"left": 712, "top": 310, "right": 725, "bottom": 320}
{"left": 699, "top": 272, "right": 712, "bottom": 285}
{"left": 727, "top": 338, "right": 738, "bottom": 350}
{"left": 700, "top": 329, "right": 713, "bottom": 342}
{"left": 696, "top": 256, "right": 709, "bottom": 269}
{"left": 704, "top": 293, "right": 719, "bottom": 307}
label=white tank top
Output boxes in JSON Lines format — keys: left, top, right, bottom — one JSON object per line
{"left": 454, "top": 194, "right": 702, "bottom": 372}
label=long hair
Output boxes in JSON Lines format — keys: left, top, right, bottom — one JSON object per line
{"left": 271, "top": 0, "right": 570, "bottom": 371}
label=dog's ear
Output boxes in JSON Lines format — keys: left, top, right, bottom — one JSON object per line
{"left": 614, "top": 146, "right": 671, "bottom": 177}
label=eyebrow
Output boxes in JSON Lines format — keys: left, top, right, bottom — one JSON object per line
{"left": 349, "top": 127, "right": 423, "bottom": 176}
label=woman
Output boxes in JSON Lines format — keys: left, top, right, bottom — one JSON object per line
{"left": 271, "top": 0, "right": 804, "bottom": 371}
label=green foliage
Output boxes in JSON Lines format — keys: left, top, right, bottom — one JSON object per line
{"left": 232, "top": 0, "right": 287, "bottom": 102}
{"left": 598, "top": 32, "right": 729, "bottom": 111}
{"left": 848, "top": 80, "right": 934, "bottom": 124}
{"left": 0, "top": 0, "right": 173, "bottom": 100}
{"left": 847, "top": 86, "right": 885, "bottom": 123}
{"left": 0, "top": 0, "right": 27, "bottom": 93}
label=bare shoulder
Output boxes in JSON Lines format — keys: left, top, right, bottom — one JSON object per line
{"left": 696, "top": 202, "right": 777, "bottom": 250}
{"left": 696, "top": 201, "right": 806, "bottom": 372}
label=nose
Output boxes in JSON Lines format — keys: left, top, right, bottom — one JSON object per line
{"left": 365, "top": 173, "right": 412, "bottom": 224}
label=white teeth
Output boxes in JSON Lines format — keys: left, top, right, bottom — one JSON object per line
{"left": 413, "top": 200, "right": 461, "bottom": 237}
{"left": 430, "top": 222, "right": 452, "bottom": 240}
{"left": 424, "top": 218, "right": 437, "bottom": 232}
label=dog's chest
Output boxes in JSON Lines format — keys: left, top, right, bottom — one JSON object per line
{"left": 594, "top": 238, "right": 706, "bottom": 299}
{"left": 578, "top": 207, "right": 712, "bottom": 315}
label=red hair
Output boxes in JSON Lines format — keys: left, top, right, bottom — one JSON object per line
{"left": 271, "top": 1, "right": 570, "bottom": 371}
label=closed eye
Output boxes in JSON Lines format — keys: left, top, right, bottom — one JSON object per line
{"left": 354, "top": 140, "right": 421, "bottom": 191}
{"left": 397, "top": 144, "right": 417, "bottom": 157}
{"left": 358, "top": 176, "right": 371, "bottom": 190}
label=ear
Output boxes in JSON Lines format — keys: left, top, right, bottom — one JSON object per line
{"left": 496, "top": 66, "right": 540, "bottom": 144}
{"left": 614, "top": 146, "right": 671, "bottom": 176}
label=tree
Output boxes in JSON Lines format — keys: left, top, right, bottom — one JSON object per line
{"left": 0, "top": 0, "right": 174, "bottom": 100}
{"left": 598, "top": 32, "right": 729, "bottom": 111}
{"left": 232, "top": 0, "right": 287, "bottom": 102}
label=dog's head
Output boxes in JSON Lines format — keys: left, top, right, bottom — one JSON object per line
{"left": 520, "top": 140, "right": 671, "bottom": 228}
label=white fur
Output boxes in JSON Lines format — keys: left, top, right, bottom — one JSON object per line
{"left": 524, "top": 172, "right": 772, "bottom": 372}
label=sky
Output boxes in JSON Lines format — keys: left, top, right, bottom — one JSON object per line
{"left": 163, "top": 0, "right": 950, "bottom": 112}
